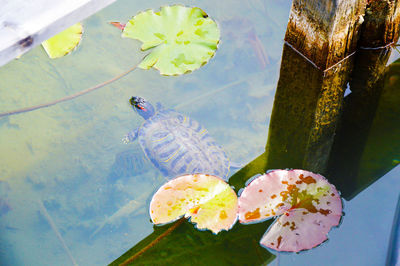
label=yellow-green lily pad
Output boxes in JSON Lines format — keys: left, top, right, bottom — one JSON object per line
{"left": 150, "top": 174, "right": 238, "bottom": 234}
{"left": 42, "top": 23, "right": 83, "bottom": 59}
{"left": 122, "top": 5, "right": 220, "bottom": 75}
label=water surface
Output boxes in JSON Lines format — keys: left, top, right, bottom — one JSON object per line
{"left": 0, "top": 0, "right": 399, "bottom": 265}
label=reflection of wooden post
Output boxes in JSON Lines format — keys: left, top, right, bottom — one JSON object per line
{"left": 328, "top": 57, "right": 400, "bottom": 200}
{"left": 358, "top": 0, "right": 400, "bottom": 47}
{"left": 327, "top": 0, "right": 400, "bottom": 199}
{"left": 326, "top": 48, "right": 391, "bottom": 198}
{"left": 265, "top": 0, "right": 365, "bottom": 173}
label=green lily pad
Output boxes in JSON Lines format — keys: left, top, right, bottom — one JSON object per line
{"left": 122, "top": 5, "right": 220, "bottom": 75}
{"left": 42, "top": 23, "right": 83, "bottom": 59}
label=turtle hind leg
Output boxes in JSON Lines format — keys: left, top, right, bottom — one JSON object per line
{"left": 122, "top": 129, "right": 138, "bottom": 144}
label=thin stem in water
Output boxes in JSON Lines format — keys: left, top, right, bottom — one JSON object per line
{"left": 0, "top": 64, "right": 138, "bottom": 118}
{"left": 37, "top": 199, "right": 78, "bottom": 266}
{"left": 120, "top": 218, "right": 185, "bottom": 266}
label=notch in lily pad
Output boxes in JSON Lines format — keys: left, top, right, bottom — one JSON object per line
{"left": 118, "top": 5, "right": 220, "bottom": 76}
{"left": 238, "top": 169, "right": 343, "bottom": 253}
{"left": 150, "top": 174, "right": 238, "bottom": 234}
{"left": 42, "top": 23, "right": 83, "bottom": 59}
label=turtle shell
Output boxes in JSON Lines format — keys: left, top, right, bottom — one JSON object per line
{"left": 137, "top": 109, "right": 230, "bottom": 179}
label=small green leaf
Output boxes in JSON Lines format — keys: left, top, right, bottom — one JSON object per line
{"left": 122, "top": 5, "right": 220, "bottom": 76}
{"left": 41, "top": 23, "right": 83, "bottom": 59}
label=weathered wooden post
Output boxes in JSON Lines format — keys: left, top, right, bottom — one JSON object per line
{"left": 265, "top": 0, "right": 366, "bottom": 173}
{"left": 358, "top": 0, "right": 400, "bottom": 47}
{"left": 327, "top": 0, "right": 400, "bottom": 199}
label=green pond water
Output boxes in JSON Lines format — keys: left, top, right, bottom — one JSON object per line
{"left": 0, "top": 0, "right": 399, "bottom": 265}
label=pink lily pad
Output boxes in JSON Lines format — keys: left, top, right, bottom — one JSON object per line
{"left": 150, "top": 174, "right": 238, "bottom": 234}
{"left": 238, "top": 169, "right": 342, "bottom": 252}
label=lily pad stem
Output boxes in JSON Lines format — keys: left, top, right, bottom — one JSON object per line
{"left": 120, "top": 218, "right": 185, "bottom": 266}
{"left": 0, "top": 63, "right": 138, "bottom": 118}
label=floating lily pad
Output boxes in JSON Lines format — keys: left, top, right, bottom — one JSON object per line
{"left": 150, "top": 174, "right": 237, "bottom": 234}
{"left": 238, "top": 169, "right": 342, "bottom": 252}
{"left": 42, "top": 23, "right": 83, "bottom": 58}
{"left": 122, "top": 5, "right": 220, "bottom": 75}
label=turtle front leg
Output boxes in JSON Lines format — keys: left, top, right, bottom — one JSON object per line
{"left": 122, "top": 129, "right": 138, "bottom": 144}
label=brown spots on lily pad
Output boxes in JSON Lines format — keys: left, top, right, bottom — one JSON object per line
{"left": 150, "top": 174, "right": 238, "bottom": 234}
{"left": 289, "top": 222, "right": 296, "bottom": 231}
{"left": 295, "top": 174, "right": 316, "bottom": 184}
{"left": 238, "top": 170, "right": 343, "bottom": 252}
{"left": 245, "top": 208, "right": 261, "bottom": 220}
{"left": 277, "top": 236, "right": 282, "bottom": 248}
{"left": 283, "top": 221, "right": 290, "bottom": 227}
{"left": 219, "top": 210, "right": 228, "bottom": 219}
{"left": 319, "top": 208, "right": 331, "bottom": 216}
{"left": 190, "top": 206, "right": 200, "bottom": 215}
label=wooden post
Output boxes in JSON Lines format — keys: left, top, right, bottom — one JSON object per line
{"left": 285, "top": 0, "right": 366, "bottom": 69}
{"left": 265, "top": 0, "right": 366, "bottom": 173}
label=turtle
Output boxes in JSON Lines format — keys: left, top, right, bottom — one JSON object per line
{"left": 123, "top": 96, "right": 235, "bottom": 180}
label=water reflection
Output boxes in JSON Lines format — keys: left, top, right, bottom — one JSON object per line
{"left": 229, "top": 47, "right": 400, "bottom": 264}
{"left": 110, "top": 36, "right": 400, "bottom": 266}
{"left": 246, "top": 42, "right": 400, "bottom": 201}
{"left": 0, "top": 0, "right": 399, "bottom": 264}
{"left": 327, "top": 52, "right": 400, "bottom": 199}
{"left": 0, "top": 0, "right": 285, "bottom": 264}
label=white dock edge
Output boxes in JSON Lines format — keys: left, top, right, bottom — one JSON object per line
{"left": 0, "top": 0, "right": 117, "bottom": 67}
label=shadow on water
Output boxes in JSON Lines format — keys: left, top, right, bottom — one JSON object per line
{"left": 327, "top": 50, "right": 400, "bottom": 200}
{"left": 111, "top": 41, "right": 400, "bottom": 265}
{"left": 233, "top": 44, "right": 400, "bottom": 202}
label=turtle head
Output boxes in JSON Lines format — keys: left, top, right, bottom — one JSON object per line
{"left": 130, "top": 96, "right": 155, "bottom": 119}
